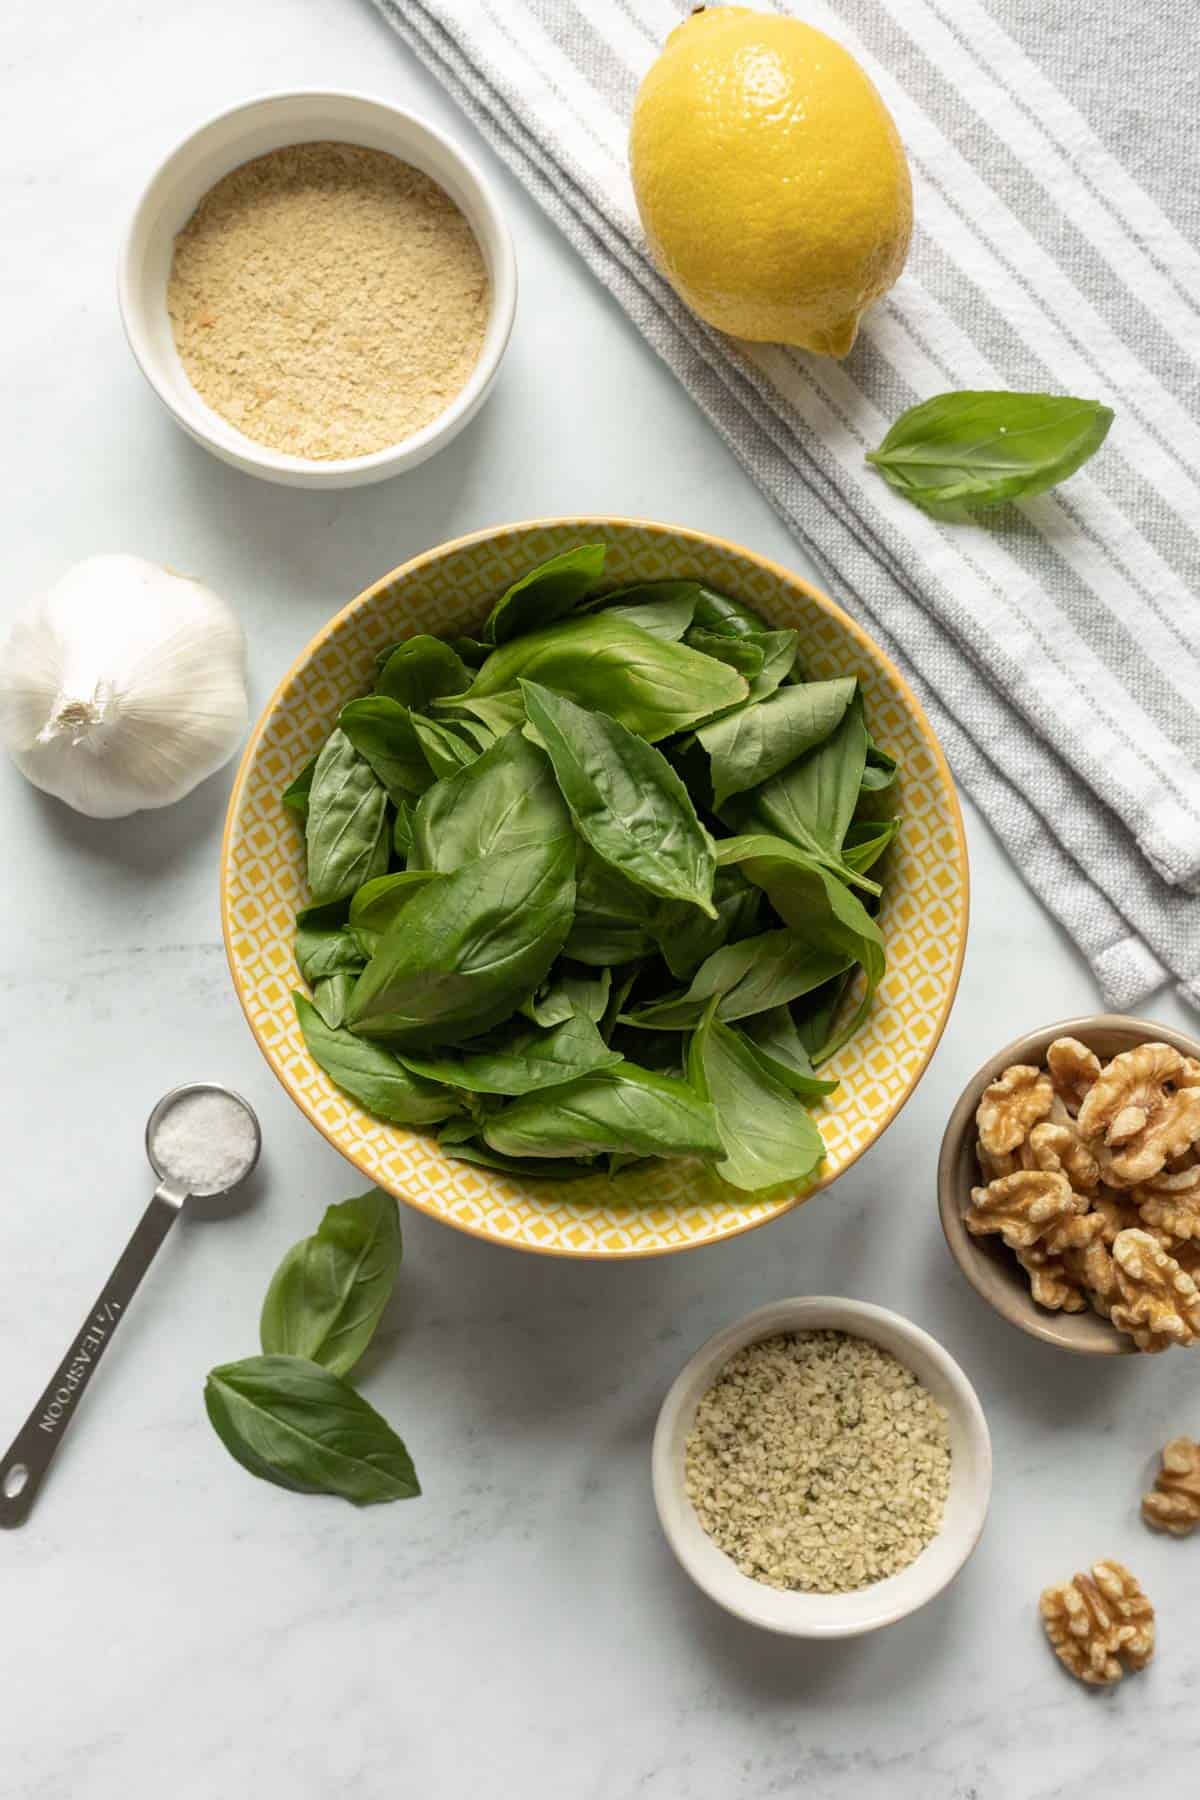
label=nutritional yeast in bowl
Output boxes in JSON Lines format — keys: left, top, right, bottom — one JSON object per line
{"left": 167, "top": 141, "right": 490, "bottom": 460}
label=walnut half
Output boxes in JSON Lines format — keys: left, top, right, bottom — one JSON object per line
{"left": 1039, "top": 1561, "right": 1155, "bottom": 1685}
{"left": 1109, "top": 1229, "right": 1200, "bottom": 1352}
{"left": 1142, "top": 1437, "right": 1200, "bottom": 1537}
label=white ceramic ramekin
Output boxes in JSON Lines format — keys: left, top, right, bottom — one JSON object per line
{"left": 118, "top": 90, "right": 517, "bottom": 489}
{"left": 652, "top": 1296, "right": 992, "bottom": 1637}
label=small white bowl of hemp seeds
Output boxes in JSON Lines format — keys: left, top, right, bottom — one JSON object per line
{"left": 119, "top": 91, "right": 516, "bottom": 488}
{"left": 652, "top": 1297, "right": 992, "bottom": 1637}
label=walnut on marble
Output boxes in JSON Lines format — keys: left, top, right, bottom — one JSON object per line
{"left": 1142, "top": 1437, "right": 1200, "bottom": 1537}
{"left": 1039, "top": 1561, "right": 1155, "bottom": 1686}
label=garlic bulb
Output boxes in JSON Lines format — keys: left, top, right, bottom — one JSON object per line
{"left": 0, "top": 555, "right": 249, "bottom": 818}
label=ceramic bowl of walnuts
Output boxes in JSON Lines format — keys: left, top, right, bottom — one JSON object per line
{"left": 938, "top": 1015, "right": 1200, "bottom": 1355}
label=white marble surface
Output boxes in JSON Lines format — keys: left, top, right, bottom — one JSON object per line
{"left": 2, "top": 2, "right": 1197, "bottom": 1794}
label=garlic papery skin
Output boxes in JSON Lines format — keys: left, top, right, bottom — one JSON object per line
{"left": 0, "top": 555, "right": 249, "bottom": 819}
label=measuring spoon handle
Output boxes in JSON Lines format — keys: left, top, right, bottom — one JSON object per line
{"left": 0, "top": 1184, "right": 186, "bottom": 1528}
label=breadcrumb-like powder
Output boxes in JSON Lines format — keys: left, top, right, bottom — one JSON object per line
{"left": 685, "top": 1330, "right": 952, "bottom": 1593}
{"left": 167, "top": 142, "right": 489, "bottom": 460}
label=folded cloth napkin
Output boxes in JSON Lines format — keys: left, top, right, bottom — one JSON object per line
{"left": 370, "top": 0, "right": 1200, "bottom": 1008}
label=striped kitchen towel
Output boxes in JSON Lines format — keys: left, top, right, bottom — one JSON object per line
{"left": 369, "top": 0, "right": 1200, "bottom": 1008}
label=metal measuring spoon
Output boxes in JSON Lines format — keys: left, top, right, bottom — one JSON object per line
{"left": 0, "top": 1082, "right": 261, "bottom": 1528}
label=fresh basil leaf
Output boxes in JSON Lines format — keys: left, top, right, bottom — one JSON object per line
{"left": 465, "top": 615, "right": 747, "bottom": 742}
{"left": 295, "top": 992, "right": 459, "bottom": 1124}
{"left": 349, "top": 870, "right": 441, "bottom": 933}
{"left": 411, "top": 729, "right": 569, "bottom": 874}
{"left": 376, "top": 636, "right": 472, "bottom": 710}
{"left": 483, "top": 1062, "right": 722, "bottom": 1162}
{"left": 339, "top": 697, "right": 433, "bottom": 803}
{"left": 204, "top": 1354, "right": 419, "bottom": 1505}
{"left": 601, "top": 963, "right": 644, "bottom": 1041}
{"left": 305, "top": 729, "right": 391, "bottom": 906}
{"left": 483, "top": 543, "right": 607, "bottom": 644}
{"left": 400, "top": 1012, "right": 621, "bottom": 1095}
{"left": 697, "top": 677, "right": 856, "bottom": 809}
{"left": 622, "top": 931, "right": 852, "bottom": 1029}
{"left": 563, "top": 849, "right": 660, "bottom": 966}
{"left": 792, "top": 971, "right": 853, "bottom": 1061}
{"left": 584, "top": 581, "right": 699, "bottom": 641}
{"left": 689, "top": 1006, "right": 826, "bottom": 1192}
{"left": 295, "top": 921, "right": 367, "bottom": 986}
{"left": 843, "top": 816, "right": 901, "bottom": 876}
{"left": 434, "top": 690, "right": 528, "bottom": 741}
{"left": 410, "top": 714, "right": 479, "bottom": 780}
{"left": 437, "top": 1129, "right": 597, "bottom": 1180}
{"left": 522, "top": 681, "right": 717, "bottom": 917}
{"left": 347, "top": 837, "right": 576, "bottom": 1047}
{"left": 722, "top": 694, "right": 876, "bottom": 893}
{"left": 740, "top": 1006, "right": 839, "bottom": 1099}
{"left": 683, "top": 627, "right": 765, "bottom": 679}
{"left": 393, "top": 800, "right": 414, "bottom": 860}
{"left": 449, "top": 635, "right": 492, "bottom": 669}
{"left": 260, "top": 1190, "right": 402, "bottom": 1378}
{"left": 653, "top": 866, "right": 761, "bottom": 982}
{"left": 521, "top": 962, "right": 611, "bottom": 1027}
{"left": 861, "top": 734, "right": 898, "bottom": 793}
{"left": 312, "top": 971, "right": 357, "bottom": 1030}
{"left": 281, "top": 756, "right": 317, "bottom": 818}
{"left": 716, "top": 834, "right": 885, "bottom": 1056}
{"left": 866, "top": 390, "right": 1114, "bottom": 512}
{"left": 690, "top": 587, "right": 772, "bottom": 641}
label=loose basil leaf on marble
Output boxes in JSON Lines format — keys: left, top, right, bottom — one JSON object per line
{"left": 295, "top": 993, "right": 459, "bottom": 1124}
{"left": 463, "top": 614, "right": 748, "bottom": 742}
{"left": 347, "top": 836, "right": 576, "bottom": 1047}
{"left": 740, "top": 1006, "right": 839, "bottom": 1099}
{"left": 522, "top": 681, "right": 717, "bottom": 917}
{"left": 683, "top": 627, "right": 765, "bottom": 680}
{"left": 653, "top": 866, "right": 761, "bottom": 983}
{"left": 410, "top": 729, "right": 568, "bottom": 874}
{"left": 843, "top": 816, "right": 901, "bottom": 876}
{"left": 305, "top": 730, "right": 391, "bottom": 906}
{"left": 260, "top": 1190, "right": 402, "bottom": 1378}
{"left": 722, "top": 695, "right": 876, "bottom": 893}
{"left": 483, "top": 543, "right": 607, "bottom": 645}
{"left": 715, "top": 835, "right": 885, "bottom": 1058}
{"left": 312, "top": 971, "right": 357, "bottom": 1030}
{"left": 622, "top": 931, "right": 853, "bottom": 1029}
{"left": 410, "top": 713, "right": 479, "bottom": 781}
{"left": 521, "top": 961, "right": 611, "bottom": 1027}
{"left": 697, "top": 677, "right": 857, "bottom": 809}
{"left": 376, "top": 636, "right": 472, "bottom": 711}
{"left": 281, "top": 756, "right": 317, "bottom": 818}
{"left": 866, "top": 390, "right": 1114, "bottom": 512}
{"left": 204, "top": 1355, "right": 419, "bottom": 1505}
{"left": 339, "top": 697, "right": 433, "bottom": 803}
{"left": 348, "top": 870, "right": 442, "bottom": 933}
{"left": 400, "top": 1012, "right": 621, "bottom": 1095}
{"left": 690, "top": 587, "right": 772, "bottom": 641}
{"left": 436, "top": 1126, "right": 597, "bottom": 1181}
{"left": 584, "top": 581, "right": 699, "bottom": 641}
{"left": 689, "top": 1006, "right": 826, "bottom": 1192}
{"left": 483, "top": 1063, "right": 722, "bottom": 1163}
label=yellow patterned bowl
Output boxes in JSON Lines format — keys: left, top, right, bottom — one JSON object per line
{"left": 221, "top": 518, "right": 968, "bottom": 1257}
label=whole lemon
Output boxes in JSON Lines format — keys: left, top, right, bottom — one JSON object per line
{"left": 630, "top": 6, "right": 912, "bottom": 356}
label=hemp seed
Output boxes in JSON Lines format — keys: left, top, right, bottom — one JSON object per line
{"left": 684, "top": 1330, "right": 952, "bottom": 1593}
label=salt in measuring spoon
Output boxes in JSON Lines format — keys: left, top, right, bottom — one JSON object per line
{"left": 0, "top": 1082, "right": 261, "bottom": 1527}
